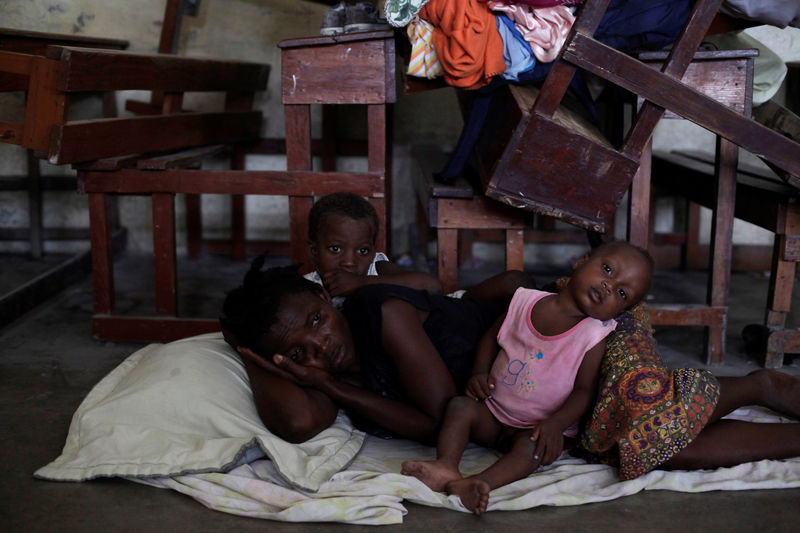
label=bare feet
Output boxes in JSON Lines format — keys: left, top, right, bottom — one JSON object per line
{"left": 401, "top": 460, "right": 461, "bottom": 492}
{"left": 750, "top": 369, "right": 800, "bottom": 419}
{"left": 446, "top": 478, "right": 490, "bottom": 515}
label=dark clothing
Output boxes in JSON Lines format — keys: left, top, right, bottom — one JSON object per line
{"left": 342, "top": 284, "right": 504, "bottom": 435}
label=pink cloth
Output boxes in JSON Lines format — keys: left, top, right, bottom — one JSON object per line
{"left": 487, "top": 1, "right": 575, "bottom": 62}
{"left": 495, "top": 0, "right": 583, "bottom": 7}
{"left": 485, "top": 288, "right": 616, "bottom": 436}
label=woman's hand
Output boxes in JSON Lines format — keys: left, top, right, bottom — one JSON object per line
{"left": 529, "top": 418, "right": 565, "bottom": 467}
{"left": 237, "top": 347, "right": 332, "bottom": 390}
{"left": 466, "top": 373, "right": 495, "bottom": 401}
{"left": 270, "top": 353, "right": 333, "bottom": 390}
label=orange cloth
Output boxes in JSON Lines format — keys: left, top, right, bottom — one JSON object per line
{"left": 419, "top": 0, "right": 505, "bottom": 89}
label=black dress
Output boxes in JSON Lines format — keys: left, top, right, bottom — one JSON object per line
{"left": 342, "top": 284, "right": 505, "bottom": 420}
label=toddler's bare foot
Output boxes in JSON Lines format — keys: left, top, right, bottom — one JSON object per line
{"left": 750, "top": 369, "right": 800, "bottom": 419}
{"left": 401, "top": 460, "right": 461, "bottom": 492}
{"left": 446, "top": 478, "right": 490, "bottom": 515}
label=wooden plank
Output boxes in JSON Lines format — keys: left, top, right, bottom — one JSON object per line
{"left": 186, "top": 193, "right": 202, "bottom": 259}
{"left": 0, "top": 122, "right": 23, "bottom": 145}
{"left": 49, "top": 111, "right": 262, "bottom": 163}
{"left": 23, "top": 56, "right": 67, "bottom": 152}
{"left": 531, "top": 0, "right": 611, "bottom": 117}
{"left": 0, "top": 28, "right": 128, "bottom": 54}
{"left": 435, "top": 197, "right": 526, "bottom": 230}
{"left": 281, "top": 38, "right": 393, "bottom": 104}
{"left": 649, "top": 304, "right": 725, "bottom": 326}
{"left": 88, "top": 193, "right": 114, "bottom": 314}
{"left": 565, "top": 33, "right": 800, "bottom": 179}
{"left": 278, "top": 30, "right": 393, "bottom": 50}
{"left": 48, "top": 46, "right": 269, "bottom": 92}
{"left": 136, "top": 144, "right": 228, "bottom": 170}
{"left": 92, "top": 315, "right": 220, "bottom": 343}
{"left": 639, "top": 57, "right": 751, "bottom": 118}
{"left": 79, "top": 169, "right": 385, "bottom": 195}
{"left": 0, "top": 50, "right": 35, "bottom": 75}
{"left": 437, "top": 228, "right": 458, "bottom": 294}
{"left": 152, "top": 193, "right": 177, "bottom": 315}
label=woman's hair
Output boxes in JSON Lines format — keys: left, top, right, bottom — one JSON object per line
{"left": 308, "top": 192, "right": 379, "bottom": 244}
{"left": 220, "top": 255, "right": 322, "bottom": 350}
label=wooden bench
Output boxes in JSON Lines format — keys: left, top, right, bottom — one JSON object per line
{"left": 652, "top": 150, "right": 800, "bottom": 368}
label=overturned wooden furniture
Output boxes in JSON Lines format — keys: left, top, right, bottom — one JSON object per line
{"left": 0, "top": 28, "right": 128, "bottom": 257}
{"left": 653, "top": 151, "right": 800, "bottom": 369}
{"left": 477, "top": 0, "right": 800, "bottom": 234}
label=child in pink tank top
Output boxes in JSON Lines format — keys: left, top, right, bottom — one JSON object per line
{"left": 402, "top": 241, "right": 654, "bottom": 515}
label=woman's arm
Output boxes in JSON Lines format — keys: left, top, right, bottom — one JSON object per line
{"left": 322, "top": 261, "right": 443, "bottom": 296}
{"left": 267, "top": 349, "right": 448, "bottom": 443}
{"left": 373, "top": 261, "right": 443, "bottom": 294}
{"left": 239, "top": 350, "right": 339, "bottom": 443}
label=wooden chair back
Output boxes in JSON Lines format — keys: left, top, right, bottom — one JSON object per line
{"left": 481, "top": 0, "right": 800, "bottom": 233}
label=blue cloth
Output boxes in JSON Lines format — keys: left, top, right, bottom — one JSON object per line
{"left": 497, "top": 14, "right": 536, "bottom": 82}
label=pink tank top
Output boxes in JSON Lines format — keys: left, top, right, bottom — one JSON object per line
{"left": 485, "top": 288, "right": 616, "bottom": 436}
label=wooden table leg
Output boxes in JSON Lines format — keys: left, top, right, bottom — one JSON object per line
{"left": 705, "top": 136, "right": 738, "bottom": 363}
{"left": 438, "top": 228, "right": 458, "bottom": 295}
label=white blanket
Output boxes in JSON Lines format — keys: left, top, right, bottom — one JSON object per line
{"left": 137, "top": 407, "right": 800, "bottom": 525}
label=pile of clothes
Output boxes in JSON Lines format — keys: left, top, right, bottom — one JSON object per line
{"left": 387, "top": 0, "right": 692, "bottom": 89}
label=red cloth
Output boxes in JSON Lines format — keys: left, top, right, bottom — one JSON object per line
{"left": 419, "top": 0, "right": 506, "bottom": 89}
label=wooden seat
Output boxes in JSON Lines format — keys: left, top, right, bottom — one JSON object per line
{"left": 412, "top": 145, "right": 528, "bottom": 294}
{"left": 652, "top": 151, "right": 800, "bottom": 368}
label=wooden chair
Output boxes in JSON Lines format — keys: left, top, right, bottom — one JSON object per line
{"left": 477, "top": 0, "right": 800, "bottom": 235}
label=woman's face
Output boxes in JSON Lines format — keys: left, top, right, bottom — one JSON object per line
{"left": 261, "top": 290, "right": 358, "bottom": 373}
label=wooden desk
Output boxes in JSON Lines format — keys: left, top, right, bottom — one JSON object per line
{"left": 0, "top": 28, "right": 128, "bottom": 257}
{"left": 278, "top": 30, "right": 395, "bottom": 264}
{"left": 630, "top": 49, "right": 756, "bottom": 364}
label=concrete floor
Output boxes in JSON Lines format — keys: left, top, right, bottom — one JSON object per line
{"left": 1, "top": 250, "right": 799, "bottom": 532}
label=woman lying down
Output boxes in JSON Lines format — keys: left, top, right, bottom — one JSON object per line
{"left": 220, "top": 250, "right": 800, "bottom": 513}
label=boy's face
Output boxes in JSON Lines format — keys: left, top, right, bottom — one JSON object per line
{"left": 567, "top": 244, "right": 651, "bottom": 322}
{"left": 309, "top": 213, "right": 376, "bottom": 278}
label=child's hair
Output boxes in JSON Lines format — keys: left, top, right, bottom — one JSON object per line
{"left": 220, "top": 254, "right": 322, "bottom": 350}
{"left": 308, "top": 192, "right": 379, "bottom": 244}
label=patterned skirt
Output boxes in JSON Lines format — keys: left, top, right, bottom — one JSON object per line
{"left": 579, "top": 302, "right": 721, "bottom": 480}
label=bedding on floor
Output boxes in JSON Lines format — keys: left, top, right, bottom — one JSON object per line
{"left": 35, "top": 334, "right": 800, "bottom": 525}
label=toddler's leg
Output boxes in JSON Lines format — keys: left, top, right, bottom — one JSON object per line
{"left": 446, "top": 429, "right": 540, "bottom": 515}
{"left": 402, "top": 397, "right": 501, "bottom": 492}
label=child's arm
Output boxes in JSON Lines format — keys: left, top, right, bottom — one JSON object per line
{"left": 529, "top": 337, "right": 606, "bottom": 466}
{"left": 322, "top": 260, "right": 443, "bottom": 296}
{"left": 373, "top": 260, "right": 443, "bottom": 293}
{"left": 465, "top": 312, "right": 505, "bottom": 401}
